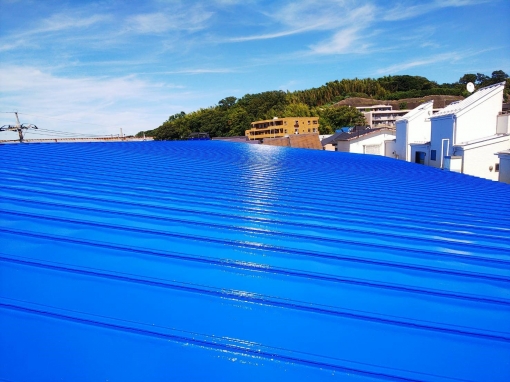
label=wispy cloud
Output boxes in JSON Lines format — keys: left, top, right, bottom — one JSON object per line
{"left": 139, "top": 68, "right": 237, "bottom": 75}
{"left": 376, "top": 52, "right": 462, "bottom": 74}
{"left": 383, "top": 0, "right": 488, "bottom": 21}
{"left": 226, "top": 26, "right": 314, "bottom": 42}
{"left": 0, "top": 12, "right": 109, "bottom": 52}
{"left": 125, "top": 6, "right": 213, "bottom": 34}
{"left": 0, "top": 65, "right": 196, "bottom": 136}
{"left": 222, "top": 0, "right": 376, "bottom": 57}
{"left": 310, "top": 27, "right": 364, "bottom": 55}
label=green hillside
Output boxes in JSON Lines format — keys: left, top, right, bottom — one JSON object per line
{"left": 137, "top": 71, "right": 509, "bottom": 140}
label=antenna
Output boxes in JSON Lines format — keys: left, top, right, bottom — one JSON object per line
{"left": 0, "top": 112, "right": 38, "bottom": 142}
{"left": 466, "top": 82, "right": 475, "bottom": 93}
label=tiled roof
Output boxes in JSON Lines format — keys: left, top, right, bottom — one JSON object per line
{"left": 1, "top": 141, "right": 509, "bottom": 381}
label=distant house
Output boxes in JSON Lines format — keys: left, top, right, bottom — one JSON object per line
{"left": 394, "top": 101, "right": 434, "bottom": 161}
{"left": 321, "top": 126, "right": 396, "bottom": 155}
{"left": 245, "top": 117, "right": 319, "bottom": 141}
{"left": 410, "top": 82, "right": 509, "bottom": 181}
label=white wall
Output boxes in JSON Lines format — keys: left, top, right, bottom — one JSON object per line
{"left": 497, "top": 114, "right": 510, "bottom": 134}
{"left": 395, "top": 105, "right": 433, "bottom": 161}
{"left": 455, "top": 88, "right": 503, "bottom": 143}
{"left": 335, "top": 140, "right": 350, "bottom": 152}
{"left": 410, "top": 144, "right": 430, "bottom": 165}
{"left": 337, "top": 132, "right": 396, "bottom": 155}
{"left": 395, "top": 120, "right": 408, "bottom": 160}
{"left": 455, "top": 137, "right": 510, "bottom": 181}
{"left": 407, "top": 113, "right": 432, "bottom": 154}
{"left": 385, "top": 139, "right": 396, "bottom": 157}
{"left": 498, "top": 154, "right": 510, "bottom": 184}
{"left": 429, "top": 117, "right": 454, "bottom": 168}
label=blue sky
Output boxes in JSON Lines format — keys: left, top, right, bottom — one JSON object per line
{"left": 1, "top": 0, "right": 509, "bottom": 138}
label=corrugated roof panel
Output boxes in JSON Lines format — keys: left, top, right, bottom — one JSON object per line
{"left": 1, "top": 141, "right": 509, "bottom": 381}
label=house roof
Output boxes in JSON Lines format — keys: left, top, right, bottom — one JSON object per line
{"left": 431, "top": 81, "right": 506, "bottom": 118}
{"left": 1, "top": 141, "right": 510, "bottom": 381}
{"left": 396, "top": 100, "right": 434, "bottom": 122}
{"left": 454, "top": 133, "right": 509, "bottom": 147}
{"left": 321, "top": 127, "right": 395, "bottom": 145}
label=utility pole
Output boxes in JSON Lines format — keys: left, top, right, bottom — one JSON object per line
{"left": 0, "top": 112, "right": 38, "bottom": 142}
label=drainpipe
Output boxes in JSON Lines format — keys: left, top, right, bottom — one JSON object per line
{"left": 405, "top": 121, "right": 409, "bottom": 161}
{"left": 452, "top": 114, "right": 457, "bottom": 146}
{"left": 441, "top": 138, "right": 450, "bottom": 169}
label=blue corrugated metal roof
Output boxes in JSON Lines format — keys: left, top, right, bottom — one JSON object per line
{"left": 1, "top": 141, "right": 509, "bottom": 381}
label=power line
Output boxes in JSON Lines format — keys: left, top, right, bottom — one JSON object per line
{"left": 16, "top": 112, "right": 120, "bottom": 127}
{"left": 36, "top": 128, "right": 105, "bottom": 137}
{"left": 25, "top": 130, "right": 108, "bottom": 138}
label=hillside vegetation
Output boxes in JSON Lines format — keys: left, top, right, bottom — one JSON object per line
{"left": 138, "top": 70, "right": 509, "bottom": 139}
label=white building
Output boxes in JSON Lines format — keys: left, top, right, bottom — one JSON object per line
{"left": 321, "top": 127, "right": 396, "bottom": 155}
{"left": 356, "top": 105, "right": 410, "bottom": 129}
{"left": 496, "top": 150, "right": 510, "bottom": 184}
{"left": 410, "top": 82, "right": 509, "bottom": 181}
{"left": 394, "top": 101, "right": 434, "bottom": 161}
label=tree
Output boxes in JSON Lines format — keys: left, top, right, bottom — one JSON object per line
{"left": 458, "top": 73, "right": 477, "bottom": 85}
{"left": 476, "top": 73, "right": 490, "bottom": 86}
{"left": 225, "top": 107, "right": 251, "bottom": 136}
{"left": 491, "top": 70, "right": 509, "bottom": 83}
{"left": 237, "top": 91, "right": 288, "bottom": 121}
{"left": 218, "top": 96, "right": 237, "bottom": 110}
{"left": 153, "top": 116, "right": 190, "bottom": 140}
{"left": 281, "top": 102, "right": 314, "bottom": 117}
{"left": 167, "top": 111, "right": 186, "bottom": 122}
{"left": 318, "top": 106, "right": 366, "bottom": 134}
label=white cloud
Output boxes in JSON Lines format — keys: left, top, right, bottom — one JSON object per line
{"left": 222, "top": 0, "right": 375, "bottom": 54}
{"left": 310, "top": 27, "right": 363, "bottom": 55}
{"left": 226, "top": 26, "right": 314, "bottom": 42}
{"left": 0, "top": 66, "right": 194, "bottom": 137}
{"left": 126, "top": 6, "right": 213, "bottom": 34}
{"left": 383, "top": 0, "right": 488, "bottom": 21}
{"left": 376, "top": 53, "right": 460, "bottom": 74}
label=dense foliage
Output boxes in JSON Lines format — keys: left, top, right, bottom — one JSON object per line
{"left": 138, "top": 70, "right": 509, "bottom": 140}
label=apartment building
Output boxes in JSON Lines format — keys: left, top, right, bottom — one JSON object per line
{"left": 356, "top": 105, "right": 409, "bottom": 128}
{"left": 245, "top": 117, "right": 319, "bottom": 140}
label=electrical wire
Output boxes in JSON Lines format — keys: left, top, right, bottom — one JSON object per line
{"left": 24, "top": 130, "right": 111, "bottom": 139}
{"left": 16, "top": 112, "right": 121, "bottom": 127}
{"left": 36, "top": 128, "right": 106, "bottom": 137}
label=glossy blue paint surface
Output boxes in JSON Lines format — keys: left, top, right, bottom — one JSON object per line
{"left": 1, "top": 141, "right": 509, "bottom": 381}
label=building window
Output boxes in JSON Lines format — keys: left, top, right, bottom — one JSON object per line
{"left": 313, "top": 120, "right": 318, "bottom": 124}
{"left": 313, "top": 128, "right": 316, "bottom": 133}
{"left": 495, "top": 163, "right": 500, "bottom": 172}
{"left": 308, "top": 121, "right": 310, "bottom": 125}
{"left": 285, "top": 129, "right": 287, "bottom": 133}
{"left": 415, "top": 151, "right": 426, "bottom": 165}
{"left": 308, "top": 128, "right": 310, "bottom": 132}
{"left": 430, "top": 150, "right": 437, "bottom": 161}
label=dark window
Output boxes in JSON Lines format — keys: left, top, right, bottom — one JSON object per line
{"left": 430, "top": 150, "right": 437, "bottom": 161}
{"left": 415, "top": 151, "right": 426, "bottom": 165}
{"left": 495, "top": 163, "right": 500, "bottom": 172}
